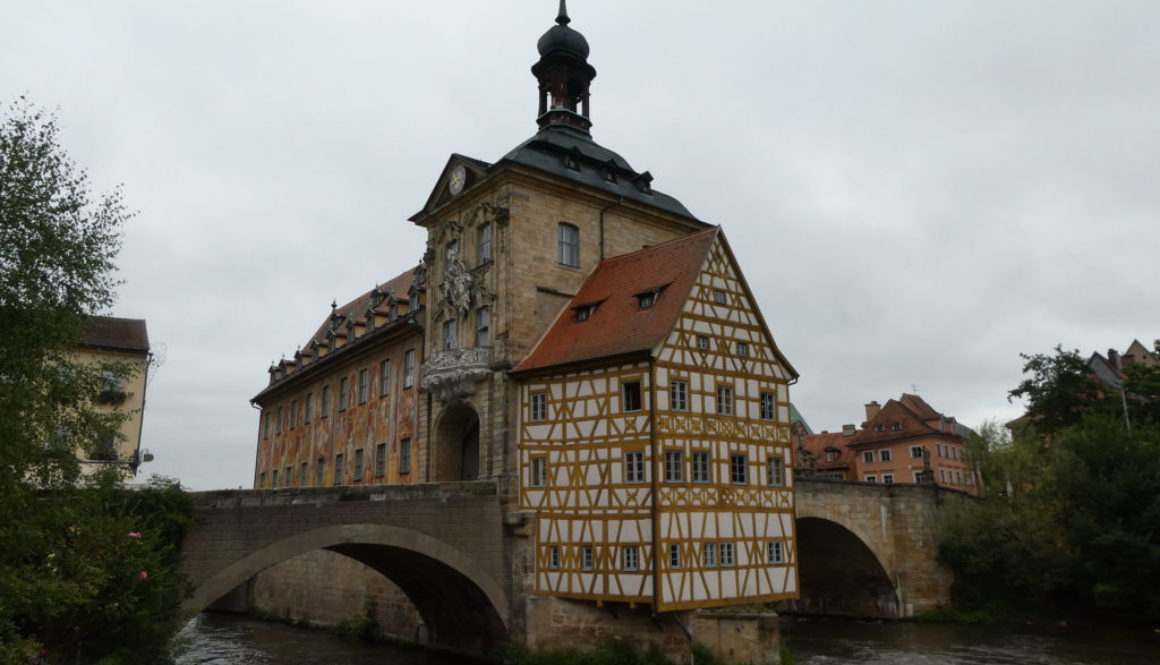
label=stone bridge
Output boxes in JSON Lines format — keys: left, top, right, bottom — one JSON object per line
{"left": 180, "top": 481, "right": 515, "bottom": 654}
{"left": 787, "top": 478, "right": 970, "bottom": 618}
{"left": 181, "top": 478, "right": 967, "bottom": 653}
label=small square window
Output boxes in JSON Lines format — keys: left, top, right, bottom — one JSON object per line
{"left": 713, "top": 289, "right": 727, "bottom": 305}
{"left": 911, "top": 445, "right": 925, "bottom": 459}
{"left": 575, "top": 305, "right": 593, "bottom": 321}
{"left": 865, "top": 475, "right": 877, "bottom": 483}
{"left": 879, "top": 449, "right": 892, "bottom": 462}
{"left": 892, "top": 421, "right": 902, "bottom": 431}
{"left": 875, "top": 423, "right": 885, "bottom": 432}
{"left": 696, "top": 335, "right": 710, "bottom": 351}
{"left": 622, "top": 381, "right": 642, "bottom": 412}
{"left": 883, "top": 474, "right": 894, "bottom": 484}
{"left": 736, "top": 342, "right": 748, "bottom": 357}
{"left": 638, "top": 292, "right": 655, "bottom": 309}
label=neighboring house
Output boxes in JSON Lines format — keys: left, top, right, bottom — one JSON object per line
{"left": 77, "top": 316, "right": 151, "bottom": 479}
{"left": 799, "top": 394, "right": 979, "bottom": 494}
{"left": 251, "top": 5, "right": 800, "bottom": 613}
{"left": 1089, "top": 339, "right": 1159, "bottom": 390}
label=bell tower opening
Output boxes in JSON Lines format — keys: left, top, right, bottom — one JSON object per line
{"left": 532, "top": 0, "right": 596, "bottom": 133}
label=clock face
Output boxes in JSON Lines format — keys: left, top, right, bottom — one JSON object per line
{"left": 448, "top": 165, "right": 467, "bottom": 195}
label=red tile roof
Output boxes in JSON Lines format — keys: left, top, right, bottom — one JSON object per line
{"left": 850, "top": 394, "right": 956, "bottom": 446}
{"left": 799, "top": 431, "right": 856, "bottom": 469}
{"left": 513, "top": 228, "right": 719, "bottom": 374}
{"left": 80, "top": 316, "right": 149, "bottom": 354}
{"left": 307, "top": 268, "right": 415, "bottom": 346}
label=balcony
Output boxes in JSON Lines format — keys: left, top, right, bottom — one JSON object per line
{"left": 421, "top": 346, "right": 492, "bottom": 403}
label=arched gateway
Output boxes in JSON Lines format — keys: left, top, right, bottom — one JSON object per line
{"left": 181, "top": 484, "right": 510, "bottom": 654}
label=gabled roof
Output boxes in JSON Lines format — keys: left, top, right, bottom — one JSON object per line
{"left": 80, "top": 316, "right": 149, "bottom": 354}
{"left": 513, "top": 227, "right": 719, "bottom": 374}
{"left": 850, "top": 394, "right": 957, "bottom": 446}
{"left": 799, "top": 431, "right": 855, "bottom": 470}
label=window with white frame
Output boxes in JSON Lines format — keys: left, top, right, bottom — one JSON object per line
{"left": 768, "top": 541, "right": 784, "bottom": 564}
{"left": 558, "top": 223, "right": 579, "bottom": 267}
{"left": 670, "top": 380, "right": 688, "bottom": 411}
{"left": 530, "top": 457, "right": 547, "bottom": 487}
{"left": 379, "top": 359, "right": 391, "bottom": 397}
{"left": 760, "top": 392, "right": 775, "bottom": 420}
{"left": 720, "top": 542, "right": 735, "bottom": 566}
{"left": 767, "top": 456, "right": 785, "bottom": 486}
{"left": 403, "top": 349, "right": 415, "bottom": 388}
{"left": 664, "top": 450, "right": 683, "bottom": 482}
{"left": 865, "top": 475, "right": 877, "bottom": 483}
{"left": 914, "top": 470, "right": 927, "bottom": 483}
{"left": 623, "top": 545, "right": 639, "bottom": 571}
{"left": 730, "top": 454, "right": 748, "bottom": 484}
{"left": 716, "top": 384, "right": 734, "bottom": 416}
{"left": 910, "top": 445, "right": 924, "bottom": 459}
{"left": 882, "top": 474, "right": 894, "bottom": 484}
{"left": 862, "top": 450, "right": 874, "bottom": 464}
{"left": 879, "top": 448, "right": 892, "bottom": 462}
{"left": 692, "top": 451, "right": 711, "bottom": 483}
{"left": 530, "top": 393, "right": 547, "bottom": 422}
{"left": 625, "top": 451, "right": 644, "bottom": 483}
{"left": 703, "top": 542, "right": 717, "bottom": 567}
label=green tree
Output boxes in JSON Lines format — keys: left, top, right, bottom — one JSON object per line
{"left": 0, "top": 98, "right": 193, "bottom": 664}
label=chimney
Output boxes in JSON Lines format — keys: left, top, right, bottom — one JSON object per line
{"left": 842, "top": 424, "right": 856, "bottom": 436}
{"left": 865, "top": 401, "right": 881, "bottom": 422}
{"left": 1108, "top": 348, "right": 1121, "bottom": 371}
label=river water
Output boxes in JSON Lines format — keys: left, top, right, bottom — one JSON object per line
{"left": 175, "top": 613, "right": 1160, "bottom": 665}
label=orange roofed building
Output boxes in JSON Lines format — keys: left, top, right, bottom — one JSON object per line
{"left": 799, "top": 394, "right": 979, "bottom": 494}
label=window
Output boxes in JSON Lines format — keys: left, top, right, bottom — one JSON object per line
{"left": 289, "top": 400, "right": 297, "bottom": 429}
{"left": 276, "top": 406, "right": 283, "bottom": 434}
{"left": 892, "top": 422, "right": 902, "bottom": 431}
{"left": 716, "top": 385, "right": 734, "bottom": 416}
{"left": 883, "top": 474, "right": 894, "bottom": 484}
{"left": 862, "top": 451, "right": 874, "bottom": 464}
{"left": 530, "top": 457, "right": 547, "bottom": 487}
{"left": 696, "top": 335, "right": 709, "bottom": 351}
{"left": 910, "top": 445, "right": 925, "bottom": 459}
{"left": 476, "top": 307, "right": 490, "bottom": 347}
{"left": 403, "top": 349, "right": 415, "bottom": 388}
{"left": 622, "top": 381, "right": 642, "bottom": 412}
{"left": 865, "top": 475, "right": 877, "bottom": 483}
{"left": 353, "top": 448, "right": 365, "bottom": 479}
{"left": 549, "top": 546, "right": 560, "bottom": 569}
{"left": 768, "top": 541, "right": 784, "bottom": 565}
{"left": 264, "top": 412, "right": 271, "bottom": 439}
{"left": 442, "top": 318, "right": 458, "bottom": 350}
{"left": 304, "top": 392, "right": 313, "bottom": 424}
{"left": 669, "top": 544, "right": 681, "bottom": 568}
{"left": 720, "top": 542, "right": 735, "bottom": 566}
{"left": 477, "top": 223, "right": 491, "bottom": 265}
{"left": 638, "top": 291, "right": 656, "bottom": 309}
{"left": 399, "top": 438, "right": 412, "bottom": 474}
{"left": 339, "top": 378, "right": 349, "bottom": 411}
{"left": 375, "top": 443, "right": 387, "bottom": 478}
{"left": 299, "top": 462, "right": 308, "bottom": 486}
{"left": 530, "top": 393, "right": 547, "bottom": 422}
{"left": 321, "top": 385, "right": 330, "bottom": 417}
{"left": 358, "top": 368, "right": 369, "bottom": 404}
{"left": 315, "top": 458, "right": 325, "bottom": 486}
{"left": 692, "top": 451, "right": 711, "bottom": 483}
{"left": 664, "top": 450, "right": 683, "bottom": 482}
{"left": 558, "top": 223, "right": 579, "bottom": 267}
{"left": 713, "top": 289, "right": 727, "bottom": 305}
{"left": 736, "top": 342, "right": 749, "bottom": 357}
{"left": 767, "top": 456, "right": 785, "bottom": 486}
{"left": 333, "top": 453, "right": 344, "bottom": 484}
{"left": 575, "top": 305, "right": 594, "bottom": 322}
{"left": 670, "top": 380, "right": 688, "bottom": 411}
{"left": 914, "top": 471, "right": 927, "bottom": 483}
{"left": 271, "top": 469, "right": 279, "bottom": 488}
{"left": 730, "top": 454, "right": 748, "bottom": 484}
{"left": 625, "top": 451, "right": 644, "bottom": 483}
{"left": 824, "top": 449, "right": 837, "bottom": 463}
{"left": 760, "top": 392, "right": 775, "bottom": 420}
{"left": 879, "top": 449, "right": 892, "bottom": 462}
{"left": 940, "top": 469, "right": 947, "bottom": 482}
{"left": 703, "top": 542, "right": 718, "bottom": 567}
{"left": 875, "top": 424, "right": 885, "bottom": 432}
{"left": 582, "top": 545, "right": 594, "bottom": 571}
{"left": 379, "top": 359, "right": 391, "bottom": 397}
{"left": 623, "top": 545, "right": 639, "bottom": 571}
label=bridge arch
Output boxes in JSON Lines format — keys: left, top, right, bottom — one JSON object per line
{"left": 788, "top": 516, "right": 899, "bottom": 617}
{"left": 187, "top": 522, "right": 508, "bottom": 652}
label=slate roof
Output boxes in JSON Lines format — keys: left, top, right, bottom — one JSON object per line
{"left": 306, "top": 269, "right": 415, "bottom": 347}
{"left": 80, "top": 316, "right": 149, "bottom": 354}
{"left": 513, "top": 227, "right": 719, "bottom": 374}
{"left": 498, "top": 125, "right": 701, "bottom": 223}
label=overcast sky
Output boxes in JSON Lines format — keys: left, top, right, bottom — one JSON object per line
{"left": 5, "top": 1, "right": 1157, "bottom": 490}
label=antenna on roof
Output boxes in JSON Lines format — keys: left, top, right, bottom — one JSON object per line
{"left": 910, "top": 384, "right": 921, "bottom": 394}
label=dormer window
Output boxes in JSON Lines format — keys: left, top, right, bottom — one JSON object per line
{"left": 638, "top": 292, "right": 655, "bottom": 310}
{"left": 565, "top": 148, "right": 582, "bottom": 171}
{"left": 892, "top": 422, "right": 902, "bottom": 431}
{"left": 576, "top": 305, "right": 594, "bottom": 321}
{"left": 875, "top": 423, "right": 885, "bottom": 432}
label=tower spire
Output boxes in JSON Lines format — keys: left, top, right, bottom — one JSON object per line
{"left": 533, "top": 1, "right": 596, "bottom": 133}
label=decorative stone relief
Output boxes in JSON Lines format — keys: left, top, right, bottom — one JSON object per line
{"left": 441, "top": 244, "right": 473, "bottom": 321}
{"left": 421, "top": 347, "right": 492, "bottom": 404}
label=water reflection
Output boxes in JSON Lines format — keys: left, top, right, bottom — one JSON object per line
{"left": 781, "top": 616, "right": 1160, "bottom": 665}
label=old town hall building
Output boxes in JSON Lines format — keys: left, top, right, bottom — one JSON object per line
{"left": 251, "top": 3, "right": 800, "bottom": 644}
